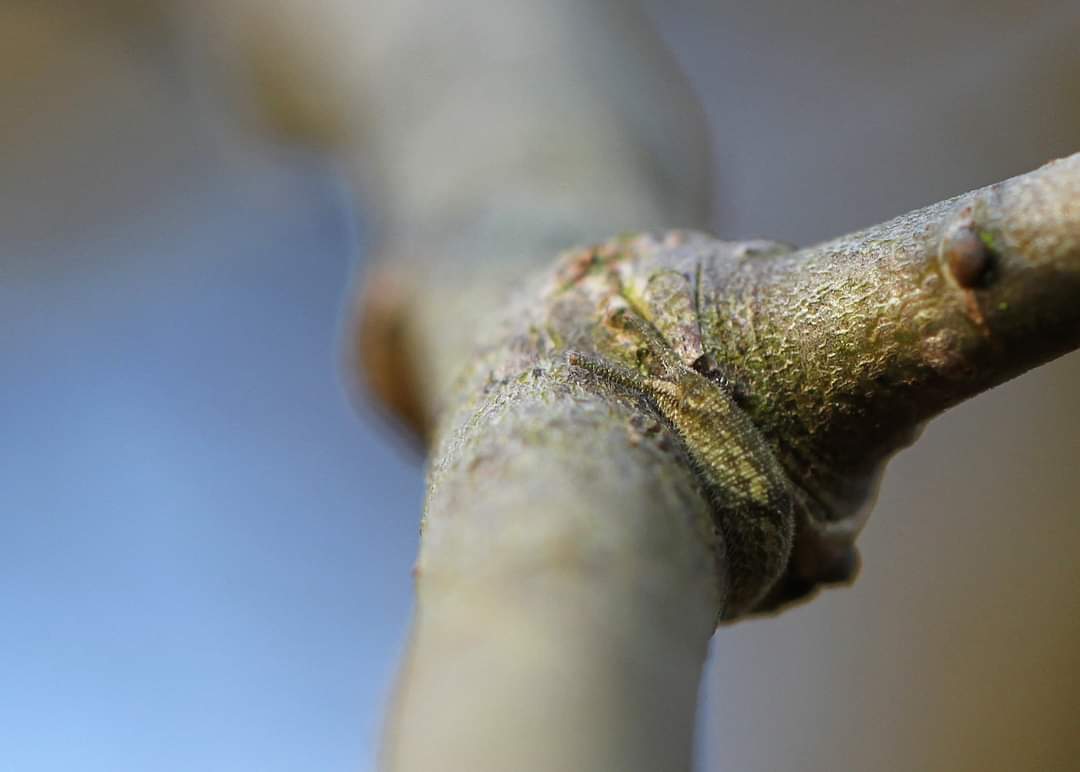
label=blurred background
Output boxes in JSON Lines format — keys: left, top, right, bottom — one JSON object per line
{"left": 2, "top": 1, "right": 1078, "bottom": 770}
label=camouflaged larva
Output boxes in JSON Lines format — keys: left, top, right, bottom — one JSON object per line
{"left": 546, "top": 232, "right": 863, "bottom": 619}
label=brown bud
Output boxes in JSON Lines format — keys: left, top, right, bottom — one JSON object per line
{"left": 942, "top": 223, "right": 997, "bottom": 289}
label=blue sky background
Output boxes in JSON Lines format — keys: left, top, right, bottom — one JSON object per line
{"left": 1, "top": 69, "right": 421, "bottom": 767}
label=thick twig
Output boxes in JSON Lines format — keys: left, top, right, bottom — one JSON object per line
{"left": 194, "top": 1, "right": 1080, "bottom": 768}
{"left": 380, "top": 153, "right": 1080, "bottom": 770}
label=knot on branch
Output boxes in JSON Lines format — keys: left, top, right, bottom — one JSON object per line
{"left": 436, "top": 232, "right": 868, "bottom": 619}
{"left": 362, "top": 154, "right": 1080, "bottom": 622}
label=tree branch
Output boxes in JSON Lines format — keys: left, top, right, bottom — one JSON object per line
{"left": 378, "top": 151, "right": 1079, "bottom": 769}
{"left": 198, "top": 0, "right": 1080, "bottom": 767}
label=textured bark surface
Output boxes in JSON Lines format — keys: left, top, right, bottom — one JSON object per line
{"left": 416, "top": 155, "right": 1080, "bottom": 622}
{"left": 379, "top": 154, "right": 1080, "bottom": 770}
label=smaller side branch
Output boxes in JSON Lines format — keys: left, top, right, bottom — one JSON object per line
{"left": 700, "top": 154, "right": 1080, "bottom": 534}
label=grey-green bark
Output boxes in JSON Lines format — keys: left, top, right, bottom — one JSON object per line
{"left": 342, "top": 3, "right": 1080, "bottom": 766}
{"left": 381, "top": 153, "right": 1080, "bottom": 769}
{"left": 424, "top": 153, "right": 1080, "bottom": 621}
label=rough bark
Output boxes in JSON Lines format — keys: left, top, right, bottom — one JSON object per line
{"left": 373, "top": 154, "right": 1079, "bottom": 770}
